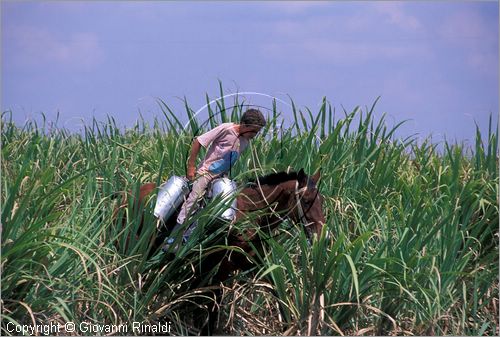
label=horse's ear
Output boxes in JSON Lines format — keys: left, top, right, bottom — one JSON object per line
{"left": 297, "top": 168, "right": 307, "bottom": 187}
{"left": 311, "top": 169, "right": 321, "bottom": 184}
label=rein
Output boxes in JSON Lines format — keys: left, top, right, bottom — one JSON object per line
{"left": 295, "top": 181, "right": 307, "bottom": 225}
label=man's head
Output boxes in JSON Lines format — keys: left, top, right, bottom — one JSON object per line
{"left": 239, "top": 108, "right": 266, "bottom": 140}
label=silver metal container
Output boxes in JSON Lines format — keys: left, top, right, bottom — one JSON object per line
{"left": 154, "top": 176, "right": 190, "bottom": 222}
{"left": 210, "top": 177, "right": 238, "bottom": 222}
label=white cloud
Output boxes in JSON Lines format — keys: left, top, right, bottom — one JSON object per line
{"left": 264, "top": 15, "right": 431, "bottom": 65}
{"left": 439, "top": 9, "right": 498, "bottom": 75}
{"left": 262, "top": 37, "right": 430, "bottom": 66}
{"left": 262, "top": 2, "right": 331, "bottom": 15}
{"left": 6, "top": 25, "right": 104, "bottom": 70}
{"left": 439, "top": 10, "right": 486, "bottom": 39}
{"left": 371, "top": 2, "right": 422, "bottom": 32}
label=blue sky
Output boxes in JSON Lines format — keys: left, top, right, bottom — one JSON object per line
{"left": 2, "top": 1, "right": 498, "bottom": 145}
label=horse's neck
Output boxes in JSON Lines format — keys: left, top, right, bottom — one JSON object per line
{"left": 278, "top": 180, "right": 297, "bottom": 193}
{"left": 238, "top": 180, "right": 296, "bottom": 211}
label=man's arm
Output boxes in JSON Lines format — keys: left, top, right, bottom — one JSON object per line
{"left": 186, "top": 138, "right": 202, "bottom": 181}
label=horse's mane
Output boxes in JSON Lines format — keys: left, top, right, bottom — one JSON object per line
{"left": 247, "top": 171, "right": 300, "bottom": 186}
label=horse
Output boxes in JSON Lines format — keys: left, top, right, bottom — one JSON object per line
{"left": 116, "top": 168, "right": 326, "bottom": 334}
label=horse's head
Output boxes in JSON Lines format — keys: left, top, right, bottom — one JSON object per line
{"left": 290, "top": 169, "right": 326, "bottom": 240}
{"left": 238, "top": 169, "right": 326, "bottom": 240}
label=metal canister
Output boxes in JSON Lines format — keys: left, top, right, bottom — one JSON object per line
{"left": 210, "top": 177, "right": 238, "bottom": 222}
{"left": 154, "top": 176, "right": 190, "bottom": 222}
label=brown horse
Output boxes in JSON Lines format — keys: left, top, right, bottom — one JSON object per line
{"left": 118, "top": 168, "right": 326, "bottom": 334}
{"left": 215, "top": 169, "right": 325, "bottom": 281}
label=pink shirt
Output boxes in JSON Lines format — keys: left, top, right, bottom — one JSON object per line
{"left": 196, "top": 122, "right": 249, "bottom": 176}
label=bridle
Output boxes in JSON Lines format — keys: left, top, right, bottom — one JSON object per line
{"left": 295, "top": 181, "right": 308, "bottom": 225}
{"left": 294, "top": 180, "right": 321, "bottom": 230}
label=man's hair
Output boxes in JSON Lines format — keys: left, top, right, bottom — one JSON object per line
{"left": 240, "top": 109, "right": 266, "bottom": 128}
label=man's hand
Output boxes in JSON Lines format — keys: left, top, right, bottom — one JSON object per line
{"left": 186, "top": 166, "right": 196, "bottom": 181}
{"left": 186, "top": 138, "right": 201, "bottom": 181}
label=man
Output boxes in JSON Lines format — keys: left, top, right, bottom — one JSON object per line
{"left": 162, "top": 108, "right": 266, "bottom": 252}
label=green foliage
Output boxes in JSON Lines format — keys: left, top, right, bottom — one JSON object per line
{"left": 1, "top": 91, "right": 498, "bottom": 335}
